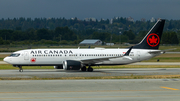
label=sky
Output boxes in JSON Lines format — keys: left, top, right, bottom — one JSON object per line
{"left": 0, "top": 0, "right": 180, "bottom": 20}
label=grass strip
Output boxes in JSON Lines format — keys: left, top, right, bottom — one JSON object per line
{"left": 1, "top": 75, "right": 180, "bottom": 80}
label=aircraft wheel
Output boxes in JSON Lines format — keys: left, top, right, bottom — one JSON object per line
{"left": 81, "top": 66, "right": 87, "bottom": 72}
{"left": 87, "top": 67, "right": 93, "bottom": 72}
{"left": 18, "top": 66, "right": 23, "bottom": 72}
{"left": 19, "top": 69, "right": 23, "bottom": 72}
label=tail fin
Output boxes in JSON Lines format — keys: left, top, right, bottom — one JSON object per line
{"left": 133, "top": 19, "right": 165, "bottom": 49}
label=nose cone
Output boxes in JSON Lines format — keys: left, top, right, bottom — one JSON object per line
{"left": 3, "top": 57, "right": 10, "bottom": 64}
{"left": 3, "top": 57, "right": 7, "bottom": 62}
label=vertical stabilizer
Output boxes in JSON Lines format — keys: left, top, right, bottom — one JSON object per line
{"left": 133, "top": 19, "right": 165, "bottom": 49}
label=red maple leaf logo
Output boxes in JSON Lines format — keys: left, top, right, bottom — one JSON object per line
{"left": 149, "top": 36, "right": 157, "bottom": 43}
{"left": 147, "top": 33, "right": 160, "bottom": 47}
{"left": 31, "top": 58, "right": 36, "bottom": 62}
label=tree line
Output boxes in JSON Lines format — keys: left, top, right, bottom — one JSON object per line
{"left": 0, "top": 17, "right": 179, "bottom": 45}
{"left": 0, "top": 27, "right": 179, "bottom": 45}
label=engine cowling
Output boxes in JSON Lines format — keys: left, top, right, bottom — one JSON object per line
{"left": 63, "top": 60, "right": 82, "bottom": 70}
{"left": 54, "top": 65, "right": 63, "bottom": 69}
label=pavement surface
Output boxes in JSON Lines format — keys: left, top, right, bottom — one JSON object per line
{"left": 0, "top": 61, "right": 7, "bottom": 64}
{"left": 0, "top": 68, "right": 180, "bottom": 78}
{"left": 0, "top": 79, "right": 180, "bottom": 101}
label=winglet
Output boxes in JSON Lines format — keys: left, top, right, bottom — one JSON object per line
{"left": 124, "top": 46, "right": 133, "bottom": 56}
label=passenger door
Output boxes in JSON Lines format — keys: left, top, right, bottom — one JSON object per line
{"left": 24, "top": 51, "right": 29, "bottom": 60}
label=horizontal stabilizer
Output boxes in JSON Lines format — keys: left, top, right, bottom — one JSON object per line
{"left": 148, "top": 50, "right": 162, "bottom": 54}
{"left": 161, "top": 48, "right": 177, "bottom": 54}
{"left": 149, "top": 48, "right": 176, "bottom": 54}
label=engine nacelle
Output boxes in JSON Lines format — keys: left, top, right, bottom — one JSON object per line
{"left": 54, "top": 65, "right": 63, "bottom": 69}
{"left": 63, "top": 60, "right": 82, "bottom": 70}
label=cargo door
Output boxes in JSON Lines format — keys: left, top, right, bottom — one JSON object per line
{"left": 137, "top": 51, "right": 140, "bottom": 60}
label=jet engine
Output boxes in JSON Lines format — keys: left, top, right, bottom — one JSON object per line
{"left": 54, "top": 65, "right": 63, "bottom": 69}
{"left": 63, "top": 60, "right": 82, "bottom": 70}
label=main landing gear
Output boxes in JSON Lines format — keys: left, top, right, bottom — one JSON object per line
{"left": 81, "top": 66, "right": 87, "bottom": 72}
{"left": 18, "top": 66, "right": 23, "bottom": 72}
{"left": 81, "top": 66, "right": 93, "bottom": 72}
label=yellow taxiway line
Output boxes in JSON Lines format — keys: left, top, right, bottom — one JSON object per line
{"left": 161, "top": 86, "right": 179, "bottom": 90}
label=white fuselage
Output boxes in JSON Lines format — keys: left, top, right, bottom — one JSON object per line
{"left": 3, "top": 48, "right": 161, "bottom": 66}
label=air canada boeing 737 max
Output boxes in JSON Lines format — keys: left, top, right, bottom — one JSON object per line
{"left": 4, "top": 19, "right": 165, "bottom": 72}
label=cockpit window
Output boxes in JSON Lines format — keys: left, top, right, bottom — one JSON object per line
{"left": 9, "top": 53, "right": 20, "bottom": 57}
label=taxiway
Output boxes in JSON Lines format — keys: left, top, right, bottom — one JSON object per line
{"left": 0, "top": 79, "right": 180, "bottom": 101}
{"left": 0, "top": 68, "right": 180, "bottom": 78}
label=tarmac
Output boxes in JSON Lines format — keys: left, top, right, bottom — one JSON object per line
{"left": 0, "top": 68, "right": 180, "bottom": 78}
{"left": 0, "top": 79, "right": 180, "bottom": 101}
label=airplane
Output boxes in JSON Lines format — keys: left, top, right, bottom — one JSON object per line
{"left": 4, "top": 19, "right": 165, "bottom": 72}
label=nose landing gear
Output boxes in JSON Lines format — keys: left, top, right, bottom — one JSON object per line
{"left": 81, "top": 66, "right": 87, "bottom": 72}
{"left": 18, "top": 66, "right": 23, "bottom": 72}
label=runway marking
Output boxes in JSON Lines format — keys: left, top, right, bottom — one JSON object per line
{"left": 161, "top": 86, "right": 179, "bottom": 90}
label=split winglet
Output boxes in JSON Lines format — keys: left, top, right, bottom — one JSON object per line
{"left": 124, "top": 46, "right": 133, "bottom": 56}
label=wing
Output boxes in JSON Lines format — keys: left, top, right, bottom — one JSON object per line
{"left": 80, "top": 46, "right": 133, "bottom": 64}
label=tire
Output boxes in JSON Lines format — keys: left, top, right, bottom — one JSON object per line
{"left": 87, "top": 67, "right": 93, "bottom": 72}
{"left": 81, "top": 66, "right": 86, "bottom": 72}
